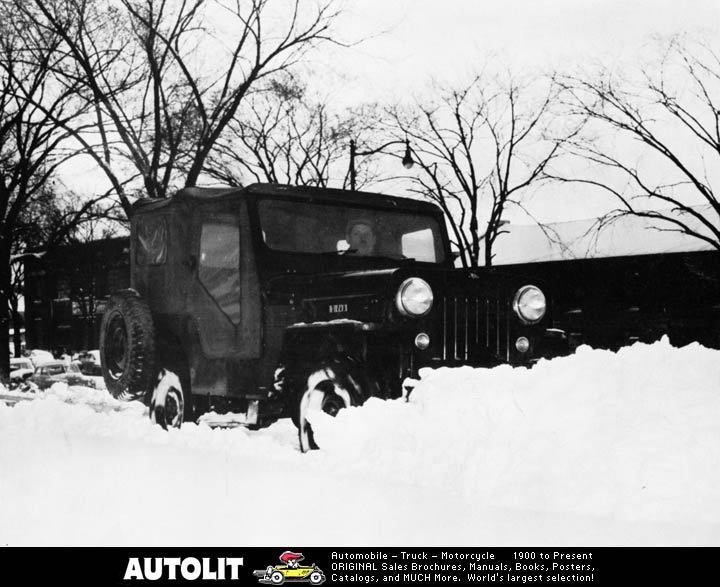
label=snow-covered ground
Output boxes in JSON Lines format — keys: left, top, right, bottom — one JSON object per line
{"left": 1, "top": 338, "right": 719, "bottom": 546}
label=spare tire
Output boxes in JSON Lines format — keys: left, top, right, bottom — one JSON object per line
{"left": 100, "top": 289, "right": 156, "bottom": 400}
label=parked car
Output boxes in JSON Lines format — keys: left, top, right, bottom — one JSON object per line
{"left": 31, "top": 361, "right": 97, "bottom": 390}
{"left": 99, "top": 183, "right": 564, "bottom": 450}
{"left": 9, "top": 358, "right": 35, "bottom": 386}
{"left": 75, "top": 350, "right": 102, "bottom": 376}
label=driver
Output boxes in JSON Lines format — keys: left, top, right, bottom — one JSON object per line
{"left": 345, "top": 217, "right": 377, "bottom": 256}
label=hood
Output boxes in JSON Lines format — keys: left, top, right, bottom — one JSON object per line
{"left": 263, "top": 266, "right": 523, "bottom": 325}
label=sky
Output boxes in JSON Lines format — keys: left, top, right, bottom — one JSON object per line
{"left": 317, "top": 0, "right": 720, "bottom": 102}
{"left": 313, "top": 0, "right": 720, "bottom": 223}
{"left": 62, "top": 0, "right": 720, "bottom": 224}
{"left": 2, "top": 337, "right": 720, "bottom": 547}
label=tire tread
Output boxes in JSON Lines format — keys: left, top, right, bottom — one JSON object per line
{"left": 99, "top": 289, "right": 156, "bottom": 399}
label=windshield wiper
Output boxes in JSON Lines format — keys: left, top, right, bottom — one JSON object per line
{"left": 318, "top": 249, "right": 358, "bottom": 256}
{"left": 317, "top": 250, "right": 416, "bottom": 262}
{"left": 371, "top": 254, "right": 415, "bottom": 262}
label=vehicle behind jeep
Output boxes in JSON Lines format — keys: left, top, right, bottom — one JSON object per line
{"left": 100, "top": 184, "right": 560, "bottom": 451}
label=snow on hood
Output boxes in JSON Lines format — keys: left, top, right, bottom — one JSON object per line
{"left": 1, "top": 337, "right": 719, "bottom": 546}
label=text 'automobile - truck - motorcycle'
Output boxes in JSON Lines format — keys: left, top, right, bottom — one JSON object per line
{"left": 99, "top": 184, "right": 563, "bottom": 451}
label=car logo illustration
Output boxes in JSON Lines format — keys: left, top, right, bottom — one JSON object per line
{"left": 253, "top": 551, "right": 326, "bottom": 585}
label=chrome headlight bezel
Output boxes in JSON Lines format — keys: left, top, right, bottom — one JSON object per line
{"left": 513, "top": 285, "right": 547, "bottom": 324}
{"left": 396, "top": 277, "right": 434, "bottom": 317}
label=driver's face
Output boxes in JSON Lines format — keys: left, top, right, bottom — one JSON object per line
{"left": 348, "top": 223, "right": 376, "bottom": 255}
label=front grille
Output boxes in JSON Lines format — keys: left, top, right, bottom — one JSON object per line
{"left": 439, "top": 295, "right": 510, "bottom": 363}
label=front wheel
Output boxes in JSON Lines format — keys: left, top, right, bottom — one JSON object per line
{"left": 150, "top": 368, "right": 191, "bottom": 429}
{"left": 298, "top": 366, "right": 368, "bottom": 452}
{"left": 270, "top": 570, "right": 285, "bottom": 585}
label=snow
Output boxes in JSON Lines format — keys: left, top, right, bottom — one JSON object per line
{"left": 1, "top": 338, "right": 719, "bottom": 546}
{"left": 27, "top": 349, "right": 55, "bottom": 367}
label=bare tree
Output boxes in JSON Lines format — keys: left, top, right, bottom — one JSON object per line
{"left": 557, "top": 38, "right": 720, "bottom": 250}
{"left": 18, "top": 0, "right": 343, "bottom": 216}
{"left": 390, "top": 73, "right": 575, "bottom": 267}
{"left": 63, "top": 200, "right": 126, "bottom": 351}
{"left": 8, "top": 187, "right": 67, "bottom": 357}
{"left": 206, "top": 75, "right": 377, "bottom": 188}
{"left": 0, "top": 27, "right": 102, "bottom": 377}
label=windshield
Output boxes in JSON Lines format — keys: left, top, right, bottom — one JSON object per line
{"left": 258, "top": 198, "right": 446, "bottom": 263}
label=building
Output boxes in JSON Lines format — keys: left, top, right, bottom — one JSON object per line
{"left": 487, "top": 211, "right": 719, "bottom": 350}
{"left": 24, "top": 237, "right": 130, "bottom": 352}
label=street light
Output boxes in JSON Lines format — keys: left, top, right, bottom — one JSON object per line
{"left": 348, "top": 138, "right": 414, "bottom": 191}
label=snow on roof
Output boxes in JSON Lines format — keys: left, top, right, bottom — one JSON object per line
{"left": 490, "top": 206, "right": 717, "bottom": 264}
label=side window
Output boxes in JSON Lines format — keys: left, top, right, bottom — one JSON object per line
{"left": 136, "top": 216, "right": 167, "bottom": 265}
{"left": 199, "top": 222, "right": 241, "bottom": 323}
{"left": 401, "top": 228, "right": 437, "bottom": 262}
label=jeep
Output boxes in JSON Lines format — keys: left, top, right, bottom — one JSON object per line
{"left": 99, "top": 184, "right": 559, "bottom": 451}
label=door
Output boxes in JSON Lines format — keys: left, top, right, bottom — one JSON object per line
{"left": 187, "top": 201, "right": 261, "bottom": 359}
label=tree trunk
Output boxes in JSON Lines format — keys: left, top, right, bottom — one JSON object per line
{"left": 484, "top": 235, "right": 494, "bottom": 267}
{"left": 11, "top": 299, "right": 22, "bottom": 358}
{"left": 0, "top": 237, "right": 11, "bottom": 380}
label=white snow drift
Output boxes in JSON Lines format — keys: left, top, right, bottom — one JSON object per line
{"left": 1, "top": 337, "right": 719, "bottom": 546}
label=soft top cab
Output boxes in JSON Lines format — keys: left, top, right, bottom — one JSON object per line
{"left": 131, "top": 183, "right": 451, "bottom": 275}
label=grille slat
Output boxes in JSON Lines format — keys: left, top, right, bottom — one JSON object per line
{"left": 496, "top": 299, "right": 501, "bottom": 357}
{"left": 442, "top": 298, "right": 448, "bottom": 361}
{"left": 463, "top": 297, "right": 469, "bottom": 360}
{"left": 453, "top": 296, "right": 459, "bottom": 360}
{"left": 485, "top": 299, "right": 490, "bottom": 347}
{"left": 474, "top": 298, "right": 480, "bottom": 345}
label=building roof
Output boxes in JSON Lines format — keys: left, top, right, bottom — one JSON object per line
{"left": 489, "top": 207, "right": 717, "bottom": 264}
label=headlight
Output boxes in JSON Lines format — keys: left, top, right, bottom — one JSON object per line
{"left": 396, "top": 277, "right": 433, "bottom": 317}
{"left": 513, "top": 285, "right": 546, "bottom": 324}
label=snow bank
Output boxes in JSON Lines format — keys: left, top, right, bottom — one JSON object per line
{"left": 311, "top": 337, "right": 720, "bottom": 527}
{"left": 1, "top": 338, "right": 719, "bottom": 546}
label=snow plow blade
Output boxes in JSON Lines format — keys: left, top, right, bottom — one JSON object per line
{"left": 196, "top": 400, "right": 260, "bottom": 429}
